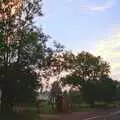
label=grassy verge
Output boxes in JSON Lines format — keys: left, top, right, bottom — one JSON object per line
{"left": 0, "top": 111, "right": 40, "bottom": 120}
{"left": 71, "top": 107, "right": 96, "bottom": 112}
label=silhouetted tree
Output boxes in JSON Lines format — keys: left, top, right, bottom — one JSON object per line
{"left": 49, "top": 81, "right": 62, "bottom": 111}
{"left": 0, "top": 0, "right": 53, "bottom": 112}
{"left": 61, "top": 51, "right": 111, "bottom": 107}
{"left": 98, "top": 76, "right": 117, "bottom": 103}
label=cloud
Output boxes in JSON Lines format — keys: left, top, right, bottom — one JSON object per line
{"left": 94, "top": 32, "right": 120, "bottom": 80}
{"left": 80, "top": 0, "right": 117, "bottom": 12}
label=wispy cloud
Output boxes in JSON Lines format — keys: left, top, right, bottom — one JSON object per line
{"left": 80, "top": 0, "right": 117, "bottom": 12}
{"left": 94, "top": 32, "right": 120, "bottom": 80}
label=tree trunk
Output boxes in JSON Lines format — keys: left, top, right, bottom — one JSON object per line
{"left": 90, "top": 100, "right": 95, "bottom": 108}
{"left": 1, "top": 93, "right": 7, "bottom": 112}
{"left": 1, "top": 90, "right": 13, "bottom": 113}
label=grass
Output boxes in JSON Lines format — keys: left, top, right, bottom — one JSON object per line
{"left": 0, "top": 112, "right": 25, "bottom": 120}
{"left": 70, "top": 101, "right": 120, "bottom": 112}
{"left": 4, "top": 101, "right": 119, "bottom": 120}
{"left": 0, "top": 102, "right": 50, "bottom": 120}
{"left": 0, "top": 109, "right": 40, "bottom": 120}
{"left": 72, "top": 107, "right": 96, "bottom": 112}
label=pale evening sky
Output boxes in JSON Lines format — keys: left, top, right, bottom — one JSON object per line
{"left": 36, "top": 0, "right": 120, "bottom": 80}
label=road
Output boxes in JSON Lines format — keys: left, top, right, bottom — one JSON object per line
{"left": 59, "top": 108, "right": 120, "bottom": 120}
{"left": 40, "top": 108, "right": 120, "bottom": 120}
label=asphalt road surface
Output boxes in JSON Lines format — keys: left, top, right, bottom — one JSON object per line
{"left": 40, "top": 108, "right": 120, "bottom": 120}
{"left": 59, "top": 108, "right": 120, "bottom": 120}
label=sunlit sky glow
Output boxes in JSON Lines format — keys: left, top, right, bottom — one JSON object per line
{"left": 38, "top": 0, "right": 120, "bottom": 80}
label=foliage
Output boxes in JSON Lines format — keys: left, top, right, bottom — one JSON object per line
{"left": 61, "top": 52, "right": 118, "bottom": 106}
{"left": 1, "top": 64, "right": 39, "bottom": 104}
{"left": 0, "top": 0, "right": 53, "bottom": 112}
{"left": 98, "top": 76, "right": 117, "bottom": 102}
{"left": 61, "top": 51, "right": 110, "bottom": 86}
{"left": 68, "top": 91, "right": 83, "bottom": 104}
{"left": 115, "top": 82, "right": 120, "bottom": 100}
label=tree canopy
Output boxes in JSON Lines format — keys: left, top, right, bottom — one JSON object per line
{"left": 60, "top": 51, "right": 117, "bottom": 106}
{"left": 0, "top": 0, "right": 54, "bottom": 112}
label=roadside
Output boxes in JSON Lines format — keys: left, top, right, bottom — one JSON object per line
{"left": 40, "top": 108, "right": 120, "bottom": 120}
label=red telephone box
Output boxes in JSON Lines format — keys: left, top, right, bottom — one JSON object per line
{"left": 56, "top": 95, "right": 68, "bottom": 113}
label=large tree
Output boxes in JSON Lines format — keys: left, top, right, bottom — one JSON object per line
{"left": 98, "top": 76, "right": 117, "bottom": 103}
{"left": 61, "top": 51, "right": 110, "bottom": 87}
{"left": 61, "top": 51, "right": 111, "bottom": 106}
{"left": 0, "top": 0, "right": 53, "bottom": 112}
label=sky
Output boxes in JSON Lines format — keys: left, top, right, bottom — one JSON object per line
{"left": 36, "top": 0, "right": 120, "bottom": 80}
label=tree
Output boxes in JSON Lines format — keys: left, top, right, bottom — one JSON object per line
{"left": 98, "top": 76, "right": 117, "bottom": 103}
{"left": 49, "top": 81, "right": 62, "bottom": 111}
{"left": 81, "top": 80, "right": 98, "bottom": 107}
{"left": 61, "top": 51, "right": 111, "bottom": 106}
{"left": 0, "top": 0, "right": 53, "bottom": 112}
{"left": 74, "top": 51, "right": 110, "bottom": 80}
{"left": 39, "top": 45, "right": 75, "bottom": 91}
{"left": 68, "top": 90, "right": 83, "bottom": 105}
{"left": 1, "top": 64, "right": 39, "bottom": 109}
{"left": 61, "top": 51, "right": 110, "bottom": 86}
{"left": 50, "top": 81, "right": 62, "bottom": 100}
{"left": 115, "top": 82, "right": 120, "bottom": 101}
